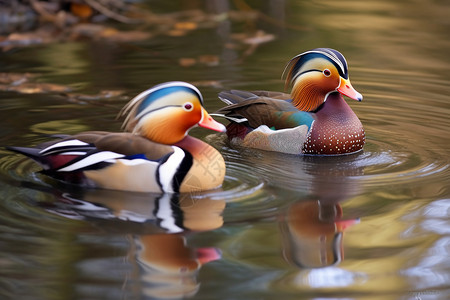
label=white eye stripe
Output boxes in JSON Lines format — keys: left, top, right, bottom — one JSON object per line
{"left": 135, "top": 105, "right": 181, "bottom": 120}
{"left": 124, "top": 81, "right": 203, "bottom": 113}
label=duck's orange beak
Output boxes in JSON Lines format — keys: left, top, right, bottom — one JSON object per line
{"left": 199, "top": 108, "right": 226, "bottom": 132}
{"left": 337, "top": 77, "right": 363, "bottom": 101}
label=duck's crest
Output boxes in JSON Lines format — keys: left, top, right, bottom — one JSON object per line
{"left": 282, "top": 48, "right": 349, "bottom": 90}
{"left": 119, "top": 81, "right": 203, "bottom": 132}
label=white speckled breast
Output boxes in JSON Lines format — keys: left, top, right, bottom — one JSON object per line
{"left": 302, "top": 93, "right": 365, "bottom": 155}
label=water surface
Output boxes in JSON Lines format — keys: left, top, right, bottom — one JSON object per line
{"left": 0, "top": 1, "right": 449, "bottom": 299}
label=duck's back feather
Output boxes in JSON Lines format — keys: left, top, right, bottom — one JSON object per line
{"left": 215, "top": 90, "right": 314, "bottom": 130}
{"left": 70, "top": 131, "right": 174, "bottom": 159}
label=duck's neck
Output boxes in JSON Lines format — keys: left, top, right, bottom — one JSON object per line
{"left": 314, "top": 92, "right": 360, "bottom": 121}
{"left": 303, "top": 92, "right": 365, "bottom": 155}
{"left": 175, "top": 136, "right": 218, "bottom": 157}
{"left": 174, "top": 136, "right": 202, "bottom": 153}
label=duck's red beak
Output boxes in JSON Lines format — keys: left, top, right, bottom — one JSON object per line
{"left": 337, "top": 77, "right": 363, "bottom": 101}
{"left": 335, "top": 218, "right": 360, "bottom": 232}
{"left": 199, "top": 108, "right": 226, "bottom": 132}
{"left": 196, "top": 247, "right": 222, "bottom": 265}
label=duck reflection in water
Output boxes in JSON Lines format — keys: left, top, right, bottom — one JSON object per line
{"left": 278, "top": 155, "right": 362, "bottom": 269}
{"left": 281, "top": 199, "right": 359, "bottom": 269}
{"left": 44, "top": 189, "right": 225, "bottom": 299}
{"left": 231, "top": 150, "right": 361, "bottom": 269}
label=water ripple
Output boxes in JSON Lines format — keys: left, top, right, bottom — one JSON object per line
{"left": 350, "top": 139, "right": 449, "bottom": 186}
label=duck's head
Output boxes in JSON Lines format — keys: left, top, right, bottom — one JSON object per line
{"left": 283, "top": 48, "right": 362, "bottom": 112}
{"left": 120, "top": 81, "right": 226, "bottom": 144}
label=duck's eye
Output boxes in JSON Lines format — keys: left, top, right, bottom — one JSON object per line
{"left": 323, "top": 69, "right": 331, "bottom": 77}
{"left": 183, "top": 102, "right": 194, "bottom": 111}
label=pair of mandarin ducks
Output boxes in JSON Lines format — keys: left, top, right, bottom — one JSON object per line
{"left": 8, "top": 48, "right": 365, "bottom": 193}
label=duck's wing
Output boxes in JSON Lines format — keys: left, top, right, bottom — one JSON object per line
{"left": 71, "top": 131, "right": 174, "bottom": 160}
{"left": 8, "top": 132, "right": 192, "bottom": 192}
{"left": 214, "top": 90, "right": 314, "bottom": 130}
{"left": 7, "top": 131, "right": 175, "bottom": 172}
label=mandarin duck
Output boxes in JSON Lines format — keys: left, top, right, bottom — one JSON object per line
{"left": 137, "top": 234, "right": 221, "bottom": 298}
{"left": 8, "top": 82, "right": 226, "bottom": 193}
{"left": 213, "top": 48, "right": 365, "bottom": 155}
{"left": 281, "top": 200, "right": 359, "bottom": 268}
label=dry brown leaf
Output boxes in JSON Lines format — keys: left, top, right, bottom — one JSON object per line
{"left": 71, "top": 90, "right": 126, "bottom": 101}
{"left": 179, "top": 58, "right": 197, "bottom": 67}
{"left": 0, "top": 73, "right": 34, "bottom": 85}
{"left": 7, "top": 82, "right": 72, "bottom": 94}
{"left": 198, "top": 55, "right": 219, "bottom": 66}
{"left": 242, "top": 30, "right": 275, "bottom": 45}
{"left": 70, "top": 24, "right": 151, "bottom": 42}
{"left": 98, "top": 30, "right": 151, "bottom": 42}
{"left": 174, "top": 22, "right": 198, "bottom": 31}
{"left": 231, "top": 30, "right": 275, "bottom": 45}
{"left": 98, "top": 27, "right": 119, "bottom": 37}
{"left": 70, "top": 3, "right": 94, "bottom": 19}
{"left": 190, "top": 80, "right": 224, "bottom": 88}
{"left": 0, "top": 71, "right": 73, "bottom": 94}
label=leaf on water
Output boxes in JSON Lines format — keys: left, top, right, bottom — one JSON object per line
{"left": 243, "top": 32, "right": 275, "bottom": 45}
{"left": 70, "top": 3, "right": 94, "bottom": 20}
{"left": 67, "top": 90, "right": 127, "bottom": 102}
{"left": 232, "top": 30, "right": 275, "bottom": 45}
{"left": 0, "top": 71, "right": 129, "bottom": 106}
{"left": 0, "top": 72, "right": 71, "bottom": 94}
{"left": 190, "top": 80, "right": 224, "bottom": 89}
{"left": 198, "top": 55, "right": 220, "bottom": 66}
{"left": 99, "top": 29, "right": 151, "bottom": 42}
{"left": 0, "top": 73, "right": 34, "bottom": 85}
{"left": 179, "top": 58, "right": 197, "bottom": 67}
{"left": 0, "top": 30, "right": 50, "bottom": 51}
{"left": 70, "top": 24, "right": 151, "bottom": 42}
{"left": 167, "top": 21, "right": 199, "bottom": 37}
{"left": 174, "top": 22, "right": 198, "bottom": 31}
{"left": 7, "top": 83, "right": 72, "bottom": 94}
{"left": 179, "top": 55, "right": 220, "bottom": 67}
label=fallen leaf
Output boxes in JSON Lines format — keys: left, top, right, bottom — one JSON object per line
{"left": 242, "top": 30, "right": 275, "bottom": 45}
{"left": 7, "top": 83, "right": 72, "bottom": 94}
{"left": 174, "top": 22, "right": 198, "bottom": 31}
{"left": 70, "top": 24, "right": 151, "bottom": 42}
{"left": 98, "top": 30, "right": 151, "bottom": 42}
{"left": 64, "top": 90, "right": 128, "bottom": 105}
{"left": 179, "top": 58, "right": 197, "bottom": 67}
{"left": 190, "top": 80, "right": 224, "bottom": 88}
{"left": 0, "top": 73, "right": 34, "bottom": 85}
{"left": 70, "top": 3, "right": 94, "bottom": 19}
{"left": 0, "top": 72, "right": 72, "bottom": 94}
{"left": 69, "top": 90, "right": 126, "bottom": 101}
{"left": 198, "top": 55, "right": 219, "bottom": 66}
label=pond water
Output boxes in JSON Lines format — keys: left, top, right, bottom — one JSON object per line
{"left": 0, "top": 1, "right": 449, "bottom": 299}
